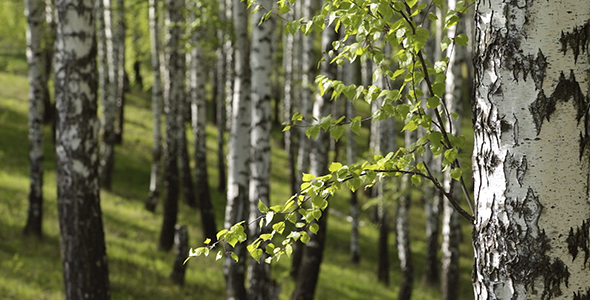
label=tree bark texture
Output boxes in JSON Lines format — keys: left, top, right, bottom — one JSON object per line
{"left": 54, "top": 0, "right": 110, "bottom": 298}
{"left": 158, "top": 0, "right": 183, "bottom": 252}
{"left": 170, "top": 225, "right": 189, "bottom": 286}
{"left": 145, "top": 0, "right": 163, "bottom": 212}
{"left": 188, "top": 14, "right": 217, "bottom": 242}
{"left": 223, "top": 1, "right": 250, "bottom": 299}
{"left": 215, "top": 0, "right": 228, "bottom": 193}
{"left": 396, "top": 130, "right": 414, "bottom": 300}
{"left": 291, "top": 0, "right": 318, "bottom": 278}
{"left": 24, "top": 0, "right": 47, "bottom": 238}
{"left": 248, "top": 1, "right": 275, "bottom": 299}
{"left": 114, "top": 0, "right": 126, "bottom": 144}
{"left": 472, "top": 0, "right": 590, "bottom": 299}
{"left": 291, "top": 19, "right": 337, "bottom": 300}
{"left": 99, "top": 0, "right": 117, "bottom": 190}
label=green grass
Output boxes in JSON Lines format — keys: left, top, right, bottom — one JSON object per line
{"left": 0, "top": 70, "right": 475, "bottom": 299}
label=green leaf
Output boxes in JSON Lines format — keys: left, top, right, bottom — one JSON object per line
{"left": 350, "top": 117, "right": 361, "bottom": 135}
{"left": 411, "top": 174, "right": 422, "bottom": 185}
{"left": 329, "top": 162, "right": 343, "bottom": 172}
{"left": 258, "top": 200, "right": 269, "bottom": 213}
{"left": 306, "top": 125, "right": 320, "bottom": 139}
{"left": 251, "top": 249, "right": 263, "bottom": 263}
{"left": 272, "top": 221, "right": 286, "bottom": 234}
{"left": 441, "top": 36, "right": 452, "bottom": 52}
{"left": 216, "top": 250, "right": 223, "bottom": 261}
{"left": 216, "top": 229, "right": 228, "bottom": 241}
{"left": 302, "top": 173, "right": 315, "bottom": 182}
{"left": 204, "top": 238, "right": 211, "bottom": 245}
{"left": 231, "top": 252, "right": 239, "bottom": 262}
{"left": 427, "top": 12, "right": 438, "bottom": 21}
{"left": 309, "top": 223, "right": 319, "bottom": 234}
{"left": 330, "top": 125, "right": 344, "bottom": 141}
{"left": 402, "top": 120, "right": 418, "bottom": 132}
{"left": 427, "top": 96, "right": 441, "bottom": 109}
{"left": 450, "top": 167, "right": 462, "bottom": 180}
{"left": 320, "top": 116, "right": 332, "bottom": 131}
{"left": 285, "top": 244, "right": 293, "bottom": 257}
{"left": 300, "top": 232, "right": 310, "bottom": 244}
{"left": 454, "top": 33, "right": 469, "bottom": 46}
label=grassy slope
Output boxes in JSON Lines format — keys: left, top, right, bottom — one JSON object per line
{"left": 0, "top": 70, "right": 474, "bottom": 299}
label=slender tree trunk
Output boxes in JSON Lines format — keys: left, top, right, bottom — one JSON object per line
{"left": 248, "top": 1, "right": 275, "bottom": 299}
{"left": 188, "top": 10, "right": 217, "bottom": 241}
{"left": 291, "top": 19, "right": 337, "bottom": 300}
{"left": 223, "top": 1, "right": 250, "bottom": 299}
{"left": 215, "top": 0, "right": 228, "bottom": 193}
{"left": 100, "top": 0, "right": 117, "bottom": 190}
{"left": 441, "top": 2, "right": 463, "bottom": 298}
{"left": 282, "top": 3, "right": 297, "bottom": 197}
{"left": 344, "top": 57, "right": 360, "bottom": 264}
{"left": 472, "top": 0, "right": 590, "bottom": 298}
{"left": 114, "top": 0, "right": 126, "bottom": 144}
{"left": 157, "top": 0, "right": 183, "bottom": 252}
{"left": 54, "top": 1, "right": 110, "bottom": 297}
{"left": 145, "top": 0, "right": 163, "bottom": 212}
{"left": 291, "top": 0, "right": 318, "bottom": 278}
{"left": 396, "top": 130, "right": 414, "bottom": 300}
{"left": 42, "top": 0, "right": 55, "bottom": 126}
{"left": 23, "top": 0, "right": 48, "bottom": 238}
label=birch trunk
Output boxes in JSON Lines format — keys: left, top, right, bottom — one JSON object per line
{"left": 24, "top": 0, "right": 47, "bottom": 237}
{"left": 290, "top": 0, "right": 318, "bottom": 278}
{"left": 188, "top": 8, "right": 217, "bottom": 242}
{"left": 223, "top": 1, "right": 250, "bottom": 299}
{"left": 397, "top": 129, "right": 414, "bottom": 300}
{"left": 54, "top": 0, "right": 110, "bottom": 297}
{"left": 282, "top": 3, "right": 297, "bottom": 196}
{"left": 145, "top": 0, "right": 163, "bottom": 212}
{"left": 114, "top": 0, "right": 126, "bottom": 144}
{"left": 290, "top": 20, "right": 337, "bottom": 300}
{"left": 157, "top": 0, "right": 183, "bottom": 252}
{"left": 472, "top": 0, "right": 590, "bottom": 299}
{"left": 99, "top": 0, "right": 117, "bottom": 190}
{"left": 441, "top": 2, "right": 464, "bottom": 297}
{"left": 215, "top": 0, "right": 228, "bottom": 193}
{"left": 248, "top": 1, "right": 275, "bottom": 299}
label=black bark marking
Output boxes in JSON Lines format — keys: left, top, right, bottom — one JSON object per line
{"left": 504, "top": 152, "right": 527, "bottom": 187}
{"left": 574, "top": 288, "right": 590, "bottom": 300}
{"left": 560, "top": 21, "right": 590, "bottom": 63}
{"left": 505, "top": 188, "right": 570, "bottom": 299}
{"left": 529, "top": 89, "right": 554, "bottom": 135}
{"left": 529, "top": 71, "right": 588, "bottom": 137}
{"left": 566, "top": 219, "right": 590, "bottom": 266}
{"left": 511, "top": 49, "right": 548, "bottom": 90}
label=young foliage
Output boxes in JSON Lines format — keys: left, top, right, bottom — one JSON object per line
{"left": 187, "top": 0, "right": 475, "bottom": 265}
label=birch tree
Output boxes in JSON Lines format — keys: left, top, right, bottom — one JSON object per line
{"left": 99, "top": 0, "right": 117, "bottom": 190}
{"left": 158, "top": 0, "right": 183, "bottom": 251}
{"left": 54, "top": 0, "right": 110, "bottom": 297}
{"left": 248, "top": 1, "right": 275, "bottom": 299}
{"left": 23, "top": 0, "right": 48, "bottom": 237}
{"left": 145, "top": 0, "right": 163, "bottom": 212}
{"left": 223, "top": 0, "right": 251, "bottom": 298}
{"left": 113, "top": 0, "right": 126, "bottom": 143}
{"left": 472, "top": 0, "right": 590, "bottom": 298}
{"left": 290, "top": 20, "right": 337, "bottom": 300}
{"left": 187, "top": 2, "right": 217, "bottom": 242}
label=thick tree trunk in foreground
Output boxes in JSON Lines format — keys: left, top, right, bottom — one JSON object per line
{"left": 24, "top": 0, "right": 47, "bottom": 238}
{"left": 248, "top": 1, "right": 275, "bottom": 299}
{"left": 472, "top": 1, "right": 590, "bottom": 299}
{"left": 158, "top": 0, "right": 183, "bottom": 252}
{"left": 145, "top": 0, "right": 163, "bottom": 212}
{"left": 54, "top": 0, "right": 110, "bottom": 298}
{"left": 223, "top": 1, "right": 250, "bottom": 299}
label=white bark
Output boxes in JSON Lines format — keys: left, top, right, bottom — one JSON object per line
{"left": 146, "top": 0, "right": 163, "bottom": 211}
{"left": 24, "top": 0, "right": 47, "bottom": 237}
{"left": 54, "top": 0, "right": 110, "bottom": 297}
{"left": 248, "top": 2, "right": 275, "bottom": 298}
{"left": 472, "top": 0, "right": 590, "bottom": 299}
{"left": 223, "top": 1, "right": 250, "bottom": 299}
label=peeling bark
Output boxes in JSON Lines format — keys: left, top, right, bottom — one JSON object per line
{"left": 472, "top": 0, "right": 590, "bottom": 299}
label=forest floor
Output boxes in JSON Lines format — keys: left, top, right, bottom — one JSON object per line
{"left": 0, "top": 66, "right": 475, "bottom": 299}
